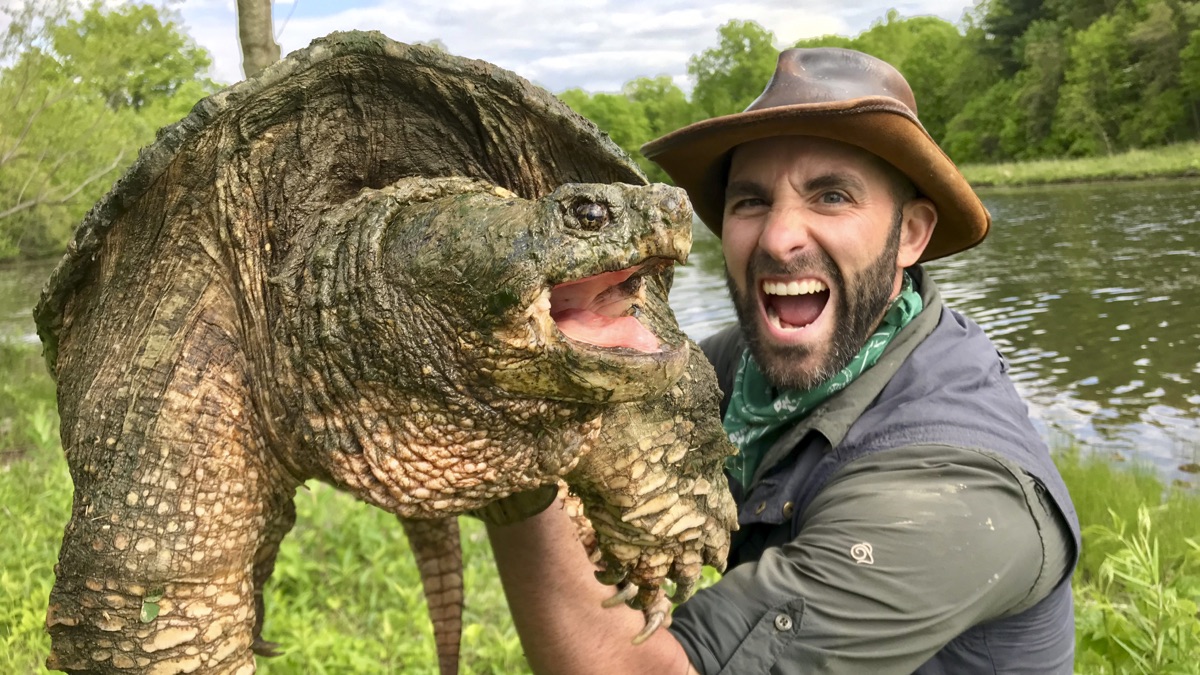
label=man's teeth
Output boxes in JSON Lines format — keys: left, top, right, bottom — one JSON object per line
{"left": 762, "top": 279, "right": 828, "bottom": 296}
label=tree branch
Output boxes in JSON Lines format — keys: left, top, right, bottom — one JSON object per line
{"left": 0, "top": 148, "right": 124, "bottom": 220}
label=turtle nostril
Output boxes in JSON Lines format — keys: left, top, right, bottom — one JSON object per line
{"left": 657, "top": 188, "right": 689, "bottom": 222}
{"left": 573, "top": 201, "right": 610, "bottom": 230}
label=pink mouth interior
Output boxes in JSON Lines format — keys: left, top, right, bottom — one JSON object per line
{"left": 767, "top": 291, "right": 829, "bottom": 328}
{"left": 549, "top": 267, "right": 661, "bottom": 352}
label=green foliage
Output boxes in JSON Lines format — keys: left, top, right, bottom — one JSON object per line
{"left": 558, "top": 89, "right": 652, "bottom": 159}
{"left": 0, "top": 1, "right": 216, "bottom": 261}
{"left": 1074, "top": 508, "right": 1200, "bottom": 673}
{"left": 257, "top": 490, "right": 529, "bottom": 674}
{"left": 687, "top": 20, "right": 778, "bottom": 118}
{"left": 48, "top": 2, "right": 213, "bottom": 111}
{"left": 1055, "top": 448, "right": 1200, "bottom": 673}
{"left": 623, "top": 76, "right": 700, "bottom": 139}
{"left": 0, "top": 343, "right": 67, "bottom": 668}
{"left": 2, "top": 342, "right": 1200, "bottom": 671}
{"left": 558, "top": 76, "right": 699, "bottom": 183}
{"left": 797, "top": 13, "right": 985, "bottom": 150}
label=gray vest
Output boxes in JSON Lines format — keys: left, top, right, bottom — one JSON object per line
{"left": 708, "top": 305, "right": 1081, "bottom": 674}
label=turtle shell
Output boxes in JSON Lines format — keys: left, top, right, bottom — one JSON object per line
{"left": 34, "top": 30, "right": 646, "bottom": 370}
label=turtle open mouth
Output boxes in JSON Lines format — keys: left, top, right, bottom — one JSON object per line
{"left": 548, "top": 258, "right": 672, "bottom": 352}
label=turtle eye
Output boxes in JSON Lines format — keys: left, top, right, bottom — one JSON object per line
{"left": 572, "top": 201, "right": 610, "bottom": 230}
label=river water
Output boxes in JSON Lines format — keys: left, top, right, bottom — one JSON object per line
{"left": 4, "top": 179, "right": 1199, "bottom": 478}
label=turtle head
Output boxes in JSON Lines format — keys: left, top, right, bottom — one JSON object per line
{"left": 378, "top": 178, "right": 694, "bottom": 404}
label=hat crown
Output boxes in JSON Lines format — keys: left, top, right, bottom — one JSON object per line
{"left": 746, "top": 48, "right": 918, "bottom": 118}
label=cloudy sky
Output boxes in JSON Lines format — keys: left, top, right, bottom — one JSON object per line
{"left": 177, "top": 0, "right": 975, "bottom": 93}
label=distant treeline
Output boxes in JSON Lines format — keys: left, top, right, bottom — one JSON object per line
{"left": 0, "top": 1, "right": 217, "bottom": 260}
{"left": 562, "top": 0, "right": 1200, "bottom": 184}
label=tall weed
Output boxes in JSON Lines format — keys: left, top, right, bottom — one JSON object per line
{"left": 1074, "top": 507, "right": 1200, "bottom": 674}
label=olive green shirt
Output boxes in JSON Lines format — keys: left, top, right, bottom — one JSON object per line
{"left": 668, "top": 280, "right": 1075, "bottom": 674}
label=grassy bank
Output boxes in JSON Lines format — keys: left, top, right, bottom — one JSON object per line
{"left": 2, "top": 341, "right": 1198, "bottom": 673}
{"left": 961, "top": 141, "right": 1200, "bottom": 188}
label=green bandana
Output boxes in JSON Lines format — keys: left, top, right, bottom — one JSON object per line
{"left": 723, "top": 272, "right": 923, "bottom": 489}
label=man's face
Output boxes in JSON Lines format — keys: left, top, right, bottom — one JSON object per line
{"left": 721, "top": 136, "right": 933, "bottom": 390}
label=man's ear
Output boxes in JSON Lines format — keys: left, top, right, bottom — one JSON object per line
{"left": 897, "top": 197, "right": 937, "bottom": 268}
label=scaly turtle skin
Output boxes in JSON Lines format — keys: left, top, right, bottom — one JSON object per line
{"left": 34, "top": 31, "right": 735, "bottom": 675}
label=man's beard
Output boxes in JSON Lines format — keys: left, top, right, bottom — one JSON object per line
{"left": 726, "top": 213, "right": 903, "bottom": 391}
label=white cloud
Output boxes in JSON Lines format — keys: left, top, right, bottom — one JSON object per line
{"left": 176, "top": 0, "right": 973, "bottom": 92}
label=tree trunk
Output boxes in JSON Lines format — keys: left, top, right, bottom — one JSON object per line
{"left": 236, "top": 0, "right": 280, "bottom": 79}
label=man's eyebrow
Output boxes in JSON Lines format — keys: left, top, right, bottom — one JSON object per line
{"left": 805, "top": 173, "right": 866, "bottom": 194}
{"left": 725, "top": 179, "right": 766, "bottom": 200}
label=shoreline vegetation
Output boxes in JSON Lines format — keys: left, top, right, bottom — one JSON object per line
{"left": 8, "top": 1, "right": 1200, "bottom": 264}
{"left": 3, "top": 340, "right": 1199, "bottom": 673}
{"left": 961, "top": 141, "right": 1200, "bottom": 188}
{"left": 3, "top": 142, "right": 1200, "bottom": 268}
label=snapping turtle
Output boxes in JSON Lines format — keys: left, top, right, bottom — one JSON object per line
{"left": 34, "top": 31, "right": 735, "bottom": 675}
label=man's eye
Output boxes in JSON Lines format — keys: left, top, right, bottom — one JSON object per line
{"left": 730, "top": 197, "right": 766, "bottom": 211}
{"left": 820, "top": 192, "right": 847, "bottom": 204}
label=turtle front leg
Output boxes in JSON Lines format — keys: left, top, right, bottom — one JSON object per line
{"left": 44, "top": 342, "right": 300, "bottom": 673}
{"left": 46, "top": 448, "right": 297, "bottom": 674}
{"left": 565, "top": 342, "right": 738, "bottom": 637}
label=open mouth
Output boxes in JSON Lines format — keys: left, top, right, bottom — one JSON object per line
{"left": 761, "top": 278, "right": 830, "bottom": 331}
{"left": 548, "top": 259, "right": 673, "bottom": 353}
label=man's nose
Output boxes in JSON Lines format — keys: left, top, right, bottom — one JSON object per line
{"left": 757, "top": 206, "right": 811, "bottom": 260}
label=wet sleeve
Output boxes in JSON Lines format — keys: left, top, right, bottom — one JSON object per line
{"left": 668, "top": 444, "right": 1072, "bottom": 675}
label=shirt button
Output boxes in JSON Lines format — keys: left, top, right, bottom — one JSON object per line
{"left": 755, "top": 501, "right": 767, "bottom": 515}
{"left": 782, "top": 501, "right": 795, "bottom": 518}
{"left": 774, "top": 614, "right": 793, "bottom": 632}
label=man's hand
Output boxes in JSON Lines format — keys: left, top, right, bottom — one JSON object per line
{"left": 467, "top": 484, "right": 559, "bottom": 527}
{"left": 486, "top": 500, "right": 699, "bottom": 675}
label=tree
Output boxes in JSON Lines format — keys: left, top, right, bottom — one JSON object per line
{"left": 1119, "top": 0, "right": 1194, "bottom": 145}
{"left": 0, "top": 1, "right": 216, "bottom": 259}
{"left": 999, "top": 19, "right": 1069, "bottom": 158}
{"left": 236, "top": 0, "right": 279, "bottom": 79}
{"left": 688, "top": 20, "right": 779, "bottom": 118}
{"left": 796, "top": 13, "right": 984, "bottom": 150}
{"left": 48, "top": 2, "right": 212, "bottom": 110}
{"left": 977, "top": 0, "right": 1051, "bottom": 73}
{"left": 558, "top": 88, "right": 661, "bottom": 178}
{"left": 941, "top": 78, "right": 1019, "bottom": 162}
{"left": 1054, "top": 14, "right": 1128, "bottom": 155}
{"left": 622, "top": 76, "right": 698, "bottom": 138}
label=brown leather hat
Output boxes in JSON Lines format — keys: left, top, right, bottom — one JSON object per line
{"left": 641, "top": 48, "right": 990, "bottom": 262}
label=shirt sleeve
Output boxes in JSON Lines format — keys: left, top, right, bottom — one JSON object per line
{"left": 668, "top": 444, "right": 1072, "bottom": 675}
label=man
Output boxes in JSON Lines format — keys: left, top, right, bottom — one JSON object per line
{"left": 486, "top": 48, "right": 1079, "bottom": 674}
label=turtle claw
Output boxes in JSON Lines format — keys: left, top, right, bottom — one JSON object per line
{"left": 631, "top": 588, "right": 672, "bottom": 645}
{"left": 632, "top": 609, "right": 666, "bottom": 645}
{"left": 602, "top": 582, "right": 639, "bottom": 609}
{"left": 669, "top": 577, "right": 696, "bottom": 604}
{"left": 252, "top": 637, "right": 284, "bottom": 657}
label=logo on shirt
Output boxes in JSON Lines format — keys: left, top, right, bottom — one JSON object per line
{"left": 850, "top": 542, "right": 874, "bottom": 565}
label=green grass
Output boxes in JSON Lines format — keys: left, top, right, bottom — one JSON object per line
{"left": 1055, "top": 447, "right": 1200, "bottom": 674}
{"left": 961, "top": 141, "right": 1200, "bottom": 187}
{"left": 2, "top": 341, "right": 1198, "bottom": 673}
{"left": 0, "top": 342, "right": 528, "bottom": 674}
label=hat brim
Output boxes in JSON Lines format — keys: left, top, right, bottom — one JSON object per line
{"left": 641, "top": 97, "right": 990, "bottom": 263}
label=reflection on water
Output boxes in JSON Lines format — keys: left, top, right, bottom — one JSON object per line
{"left": 3, "top": 180, "right": 1198, "bottom": 477}
{"left": 0, "top": 258, "right": 54, "bottom": 346}
{"left": 672, "top": 179, "right": 1200, "bottom": 479}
